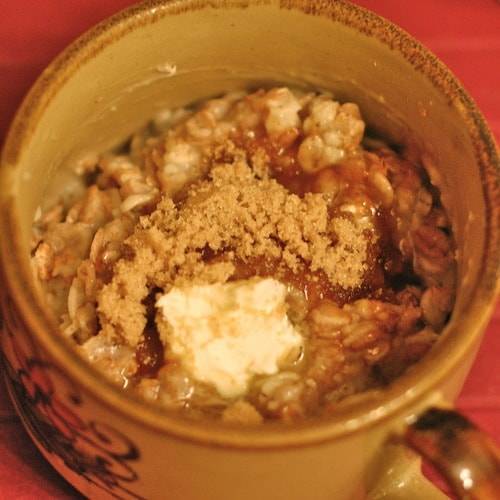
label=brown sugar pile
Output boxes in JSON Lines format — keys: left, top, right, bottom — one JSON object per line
{"left": 97, "top": 144, "right": 372, "bottom": 348}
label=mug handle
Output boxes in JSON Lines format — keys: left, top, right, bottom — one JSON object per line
{"left": 405, "top": 407, "right": 500, "bottom": 499}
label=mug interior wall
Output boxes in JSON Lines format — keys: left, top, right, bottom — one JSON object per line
{"left": 9, "top": 3, "right": 486, "bottom": 338}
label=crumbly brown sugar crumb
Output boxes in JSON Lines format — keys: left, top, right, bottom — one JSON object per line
{"left": 97, "top": 143, "right": 371, "bottom": 347}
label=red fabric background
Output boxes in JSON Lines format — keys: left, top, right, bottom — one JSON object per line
{"left": 0, "top": 1, "right": 498, "bottom": 498}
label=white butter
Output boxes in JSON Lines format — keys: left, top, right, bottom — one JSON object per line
{"left": 156, "top": 278, "right": 303, "bottom": 398}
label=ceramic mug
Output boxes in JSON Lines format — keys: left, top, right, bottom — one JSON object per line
{"left": 0, "top": 1, "right": 499, "bottom": 499}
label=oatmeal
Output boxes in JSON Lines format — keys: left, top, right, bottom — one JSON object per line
{"left": 32, "top": 88, "right": 456, "bottom": 423}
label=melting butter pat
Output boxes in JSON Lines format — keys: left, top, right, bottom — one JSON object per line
{"left": 156, "top": 278, "right": 303, "bottom": 398}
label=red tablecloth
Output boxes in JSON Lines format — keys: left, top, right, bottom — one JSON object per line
{"left": 0, "top": 1, "right": 499, "bottom": 498}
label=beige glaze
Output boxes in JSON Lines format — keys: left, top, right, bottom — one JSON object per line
{"left": 0, "top": 1, "right": 498, "bottom": 499}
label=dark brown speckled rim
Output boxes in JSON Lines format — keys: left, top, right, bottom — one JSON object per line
{"left": 0, "top": 0, "right": 499, "bottom": 449}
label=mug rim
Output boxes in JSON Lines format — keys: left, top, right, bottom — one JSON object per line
{"left": 0, "top": 0, "right": 499, "bottom": 449}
